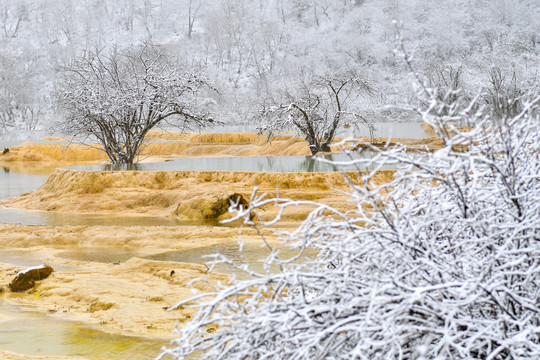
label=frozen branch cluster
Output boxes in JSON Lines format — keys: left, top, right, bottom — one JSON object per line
{"left": 58, "top": 44, "right": 214, "bottom": 164}
{"left": 160, "top": 87, "right": 540, "bottom": 359}
{"left": 260, "top": 76, "right": 375, "bottom": 155}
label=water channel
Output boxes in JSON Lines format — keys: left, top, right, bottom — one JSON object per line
{"left": 144, "top": 243, "right": 317, "bottom": 281}
{"left": 68, "top": 153, "right": 391, "bottom": 172}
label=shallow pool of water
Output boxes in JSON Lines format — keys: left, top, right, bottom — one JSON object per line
{"left": 0, "top": 249, "right": 78, "bottom": 271}
{"left": 56, "top": 248, "right": 144, "bottom": 264}
{"left": 0, "top": 207, "right": 222, "bottom": 227}
{"left": 0, "top": 248, "right": 139, "bottom": 267}
{"left": 0, "top": 302, "right": 171, "bottom": 360}
{"left": 0, "top": 168, "right": 48, "bottom": 200}
{"left": 68, "top": 153, "right": 394, "bottom": 172}
{"left": 144, "top": 243, "right": 317, "bottom": 280}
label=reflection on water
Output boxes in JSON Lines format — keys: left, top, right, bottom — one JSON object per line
{"left": 0, "top": 303, "right": 170, "bottom": 360}
{"left": 0, "top": 207, "right": 222, "bottom": 227}
{"left": 69, "top": 153, "right": 393, "bottom": 172}
{"left": 0, "top": 169, "right": 48, "bottom": 200}
{"left": 0, "top": 249, "right": 76, "bottom": 271}
{"left": 144, "top": 243, "right": 317, "bottom": 280}
{"left": 56, "top": 248, "right": 143, "bottom": 264}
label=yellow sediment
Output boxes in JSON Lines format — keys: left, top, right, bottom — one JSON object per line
{"left": 0, "top": 254, "right": 230, "bottom": 338}
{"left": 0, "top": 350, "right": 87, "bottom": 360}
{"left": 0, "top": 131, "right": 444, "bottom": 166}
{"left": 0, "top": 223, "right": 283, "bottom": 340}
{"left": 420, "top": 123, "right": 436, "bottom": 136}
{"left": 41, "top": 136, "right": 71, "bottom": 142}
{"left": 1, "top": 168, "right": 394, "bottom": 222}
{"left": 420, "top": 122, "right": 473, "bottom": 138}
{"left": 0, "top": 223, "right": 273, "bottom": 250}
{"left": 0, "top": 143, "right": 107, "bottom": 163}
{"left": 0, "top": 132, "right": 312, "bottom": 165}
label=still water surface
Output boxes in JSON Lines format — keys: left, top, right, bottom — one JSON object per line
{"left": 0, "top": 302, "right": 170, "bottom": 360}
{"left": 0, "top": 207, "right": 220, "bottom": 226}
{"left": 144, "top": 243, "right": 317, "bottom": 280}
{"left": 69, "top": 153, "right": 392, "bottom": 172}
{"left": 0, "top": 167, "right": 49, "bottom": 200}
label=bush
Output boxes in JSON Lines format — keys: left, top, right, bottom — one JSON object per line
{"left": 159, "top": 85, "right": 540, "bottom": 359}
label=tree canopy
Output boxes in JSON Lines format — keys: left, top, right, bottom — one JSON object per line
{"left": 58, "top": 44, "right": 214, "bottom": 164}
{"left": 260, "top": 75, "right": 375, "bottom": 155}
{"left": 0, "top": 0, "right": 537, "bottom": 133}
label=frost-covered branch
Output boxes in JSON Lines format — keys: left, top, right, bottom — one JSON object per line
{"left": 160, "top": 79, "right": 540, "bottom": 358}
{"left": 57, "top": 43, "right": 216, "bottom": 164}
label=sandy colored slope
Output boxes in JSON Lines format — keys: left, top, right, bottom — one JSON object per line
{"left": 0, "top": 351, "right": 87, "bottom": 360}
{"left": 0, "top": 223, "right": 273, "bottom": 250}
{"left": 0, "top": 224, "right": 278, "bottom": 339}
{"left": 0, "top": 132, "right": 311, "bottom": 165}
{"left": 0, "top": 168, "right": 394, "bottom": 222}
{"left": 0, "top": 257, "right": 228, "bottom": 338}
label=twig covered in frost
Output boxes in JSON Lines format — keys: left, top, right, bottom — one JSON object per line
{"left": 159, "top": 83, "right": 539, "bottom": 360}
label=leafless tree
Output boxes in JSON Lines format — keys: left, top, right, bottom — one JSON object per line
{"left": 260, "top": 75, "right": 375, "bottom": 155}
{"left": 57, "top": 43, "right": 215, "bottom": 164}
{"left": 187, "top": 0, "right": 202, "bottom": 39}
{"left": 0, "top": 51, "right": 47, "bottom": 132}
{"left": 0, "top": 0, "right": 28, "bottom": 39}
{"left": 486, "top": 67, "right": 525, "bottom": 119}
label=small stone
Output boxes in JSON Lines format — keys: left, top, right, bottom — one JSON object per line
{"left": 9, "top": 265, "right": 54, "bottom": 292}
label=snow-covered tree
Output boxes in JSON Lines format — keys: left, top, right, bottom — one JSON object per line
{"left": 57, "top": 43, "right": 215, "bottom": 164}
{"left": 159, "top": 79, "right": 540, "bottom": 358}
{"left": 260, "top": 75, "right": 375, "bottom": 155}
{"left": 0, "top": 49, "right": 48, "bottom": 133}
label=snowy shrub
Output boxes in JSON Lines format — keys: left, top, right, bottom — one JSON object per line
{"left": 159, "top": 86, "right": 540, "bottom": 359}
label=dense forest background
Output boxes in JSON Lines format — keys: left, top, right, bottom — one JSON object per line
{"left": 0, "top": 0, "right": 538, "bottom": 134}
